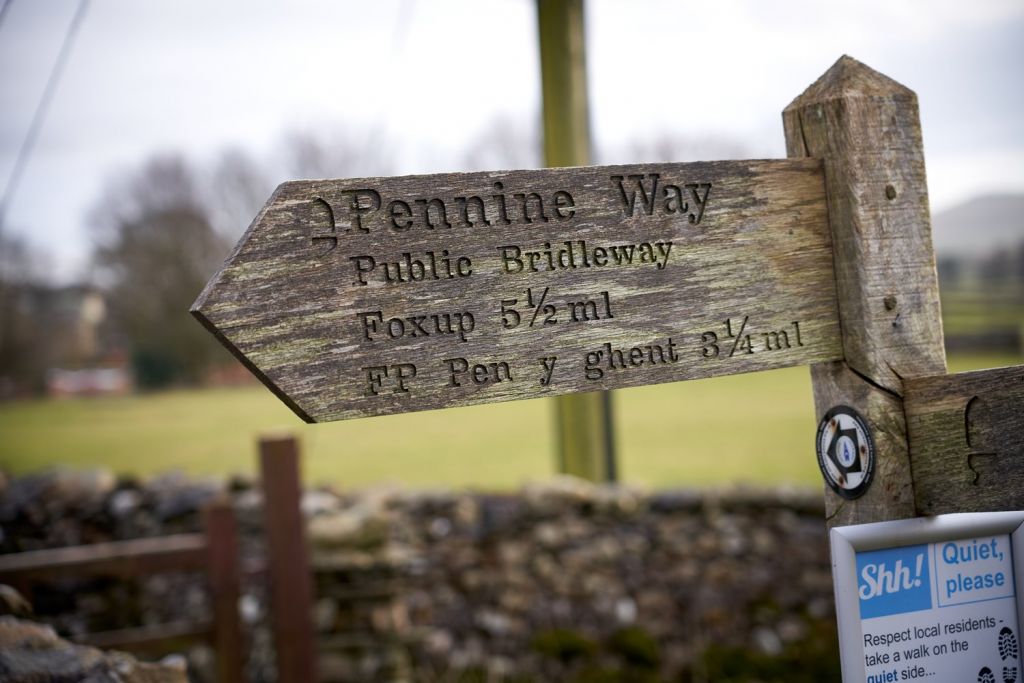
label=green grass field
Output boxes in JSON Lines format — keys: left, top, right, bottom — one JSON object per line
{"left": 0, "top": 353, "right": 1018, "bottom": 490}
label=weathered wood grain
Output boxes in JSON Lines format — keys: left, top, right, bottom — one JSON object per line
{"left": 72, "top": 620, "right": 214, "bottom": 653}
{"left": 193, "top": 159, "right": 842, "bottom": 423}
{"left": 784, "top": 57, "right": 945, "bottom": 388}
{"left": 0, "top": 534, "right": 207, "bottom": 581}
{"left": 783, "top": 56, "right": 947, "bottom": 526}
{"left": 0, "top": 511, "right": 246, "bottom": 681}
{"left": 907, "top": 365, "right": 1024, "bottom": 515}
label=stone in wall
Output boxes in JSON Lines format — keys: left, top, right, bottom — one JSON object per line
{"left": 305, "top": 479, "right": 840, "bottom": 682}
{"left": 0, "top": 468, "right": 842, "bottom": 682}
{"left": 0, "top": 615, "right": 188, "bottom": 683}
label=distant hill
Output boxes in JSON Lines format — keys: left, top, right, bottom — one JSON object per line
{"left": 931, "top": 194, "right": 1024, "bottom": 258}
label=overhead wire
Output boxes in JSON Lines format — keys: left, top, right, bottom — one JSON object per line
{"left": 0, "top": 0, "right": 13, "bottom": 31}
{"left": 0, "top": 0, "right": 91, "bottom": 230}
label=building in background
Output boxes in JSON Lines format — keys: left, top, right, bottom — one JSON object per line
{"left": 0, "top": 283, "right": 131, "bottom": 398}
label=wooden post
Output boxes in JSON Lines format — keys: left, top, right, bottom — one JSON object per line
{"left": 905, "top": 365, "right": 1024, "bottom": 514}
{"left": 537, "top": 0, "right": 616, "bottom": 482}
{"left": 783, "top": 56, "right": 947, "bottom": 526}
{"left": 538, "top": 0, "right": 590, "bottom": 167}
{"left": 259, "top": 435, "right": 317, "bottom": 683}
{"left": 202, "top": 499, "right": 245, "bottom": 683}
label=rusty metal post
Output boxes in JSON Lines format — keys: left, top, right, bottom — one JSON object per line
{"left": 202, "top": 499, "right": 245, "bottom": 683}
{"left": 259, "top": 435, "right": 317, "bottom": 682}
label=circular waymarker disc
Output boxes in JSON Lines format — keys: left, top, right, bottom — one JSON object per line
{"left": 815, "top": 405, "right": 876, "bottom": 500}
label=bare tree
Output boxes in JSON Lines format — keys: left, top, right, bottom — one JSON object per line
{"left": 598, "top": 133, "right": 755, "bottom": 166}
{"left": 0, "top": 232, "right": 52, "bottom": 396}
{"left": 85, "top": 128, "right": 403, "bottom": 389}
{"left": 205, "top": 147, "right": 275, "bottom": 240}
{"left": 281, "top": 128, "right": 394, "bottom": 180}
{"left": 90, "top": 155, "right": 231, "bottom": 387}
{"left": 459, "top": 115, "right": 542, "bottom": 172}
{"left": 457, "top": 119, "right": 752, "bottom": 173}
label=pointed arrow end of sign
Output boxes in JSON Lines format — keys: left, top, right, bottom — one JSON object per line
{"left": 784, "top": 54, "right": 916, "bottom": 113}
{"left": 189, "top": 302, "right": 319, "bottom": 425}
{"left": 189, "top": 184, "right": 320, "bottom": 425}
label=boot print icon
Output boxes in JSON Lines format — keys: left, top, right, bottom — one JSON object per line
{"left": 980, "top": 627, "right": 1019, "bottom": 683}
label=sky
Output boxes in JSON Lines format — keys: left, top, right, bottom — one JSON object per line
{"left": 1, "top": 0, "right": 1022, "bottom": 281}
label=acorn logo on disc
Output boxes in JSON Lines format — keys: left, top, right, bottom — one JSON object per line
{"left": 816, "top": 405, "right": 875, "bottom": 499}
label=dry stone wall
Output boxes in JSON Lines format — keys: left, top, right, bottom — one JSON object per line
{"left": 0, "top": 469, "right": 840, "bottom": 682}
{"left": 0, "top": 615, "right": 189, "bottom": 683}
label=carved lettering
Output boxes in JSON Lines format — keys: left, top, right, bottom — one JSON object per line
{"left": 685, "top": 183, "right": 712, "bottom": 224}
{"left": 360, "top": 309, "right": 476, "bottom": 343}
{"left": 613, "top": 174, "right": 659, "bottom": 216}
{"left": 453, "top": 196, "right": 491, "bottom": 228}
{"left": 662, "top": 184, "right": 686, "bottom": 214}
{"left": 387, "top": 200, "right": 414, "bottom": 230}
{"left": 567, "top": 291, "right": 614, "bottom": 323}
{"left": 445, "top": 358, "right": 513, "bottom": 387}
{"left": 497, "top": 240, "right": 672, "bottom": 274}
{"left": 762, "top": 329, "right": 790, "bottom": 351}
{"left": 341, "top": 189, "right": 381, "bottom": 233}
{"left": 584, "top": 338, "right": 680, "bottom": 380}
{"left": 328, "top": 182, "right": 577, "bottom": 234}
{"left": 363, "top": 363, "right": 417, "bottom": 396}
{"left": 498, "top": 288, "right": 614, "bottom": 330}
{"left": 611, "top": 174, "right": 711, "bottom": 224}
{"left": 700, "top": 319, "right": 806, "bottom": 359}
{"left": 964, "top": 396, "right": 998, "bottom": 484}
{"left": 192, "top": 158, "right": 840, "bottom": 423}
{"left": 309, "top": 197, "right": 338, "bottom": 254}
{"left": 414, "top": 198, "right": 453, "bottom": 229}
{"left": 552, "top": 190, "right": 576, "bottom": 219}
{"left": 539, "top": 356, "right": 557, "bottom": 386}
{"left": 513, "top": 192, "right": 549, "bottom": 223}
{"left": 348, "top": 250, "right": 472, "bottom": 287}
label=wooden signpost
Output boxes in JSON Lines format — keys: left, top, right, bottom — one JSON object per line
{"left": 192, "top": 52, "right": 1024, "bottom": 683}
{"left": 192, "top": 159, "right": 842, "bottom": 423}
{"left": 193, "top": 56, "right": 1022, "bottom": 522}
{"left": 906, "top": 366, "right": 1024, "bottom": 515}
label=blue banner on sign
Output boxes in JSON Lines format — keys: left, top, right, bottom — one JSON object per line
{"left": 856, "top": 544, "right": 932, "bottom": 619}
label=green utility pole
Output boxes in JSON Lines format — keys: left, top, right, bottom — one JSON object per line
{"left": 536, "top": 0, "right": 616, "bottom": 482}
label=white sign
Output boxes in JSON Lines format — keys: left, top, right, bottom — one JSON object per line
{"left": 832, "top": 512, "right": 1024, "bottom": 683}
